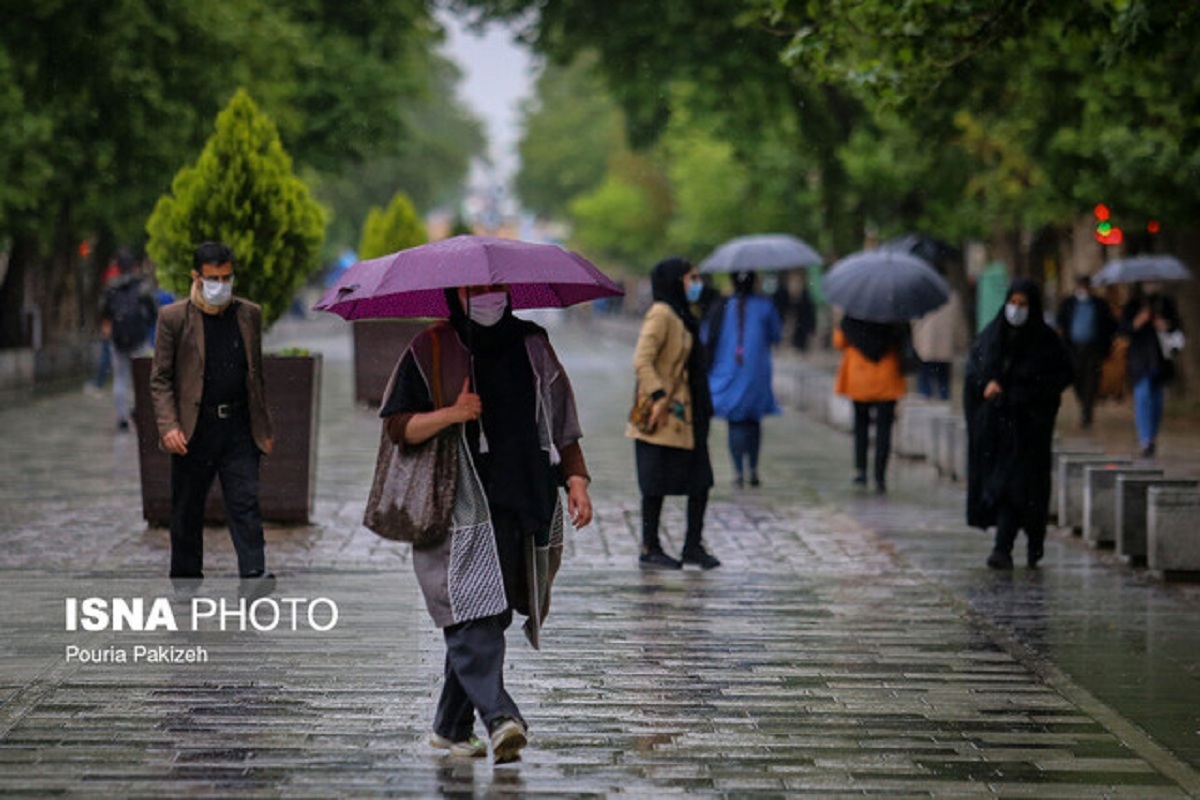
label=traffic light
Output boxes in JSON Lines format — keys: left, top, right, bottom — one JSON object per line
{"left": 1093, "top": 204, "right": 1123, "bottom": 245}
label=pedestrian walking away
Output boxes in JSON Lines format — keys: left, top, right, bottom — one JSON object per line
{"left": 790, "top": 271, "right": 817, "bottom": 353}
{"left": 1055, "top": 275, "right": 1117, "bottom": 428}
{"left": 628, "top": 257, "right": 719, "bottom": 571}
{"left": 965, "top": 278, "right": 1073, "bottom": 570}
{"left": 834, "top": 316, "right": 908, "bottom": 494}
{"left": 1121, "top": 284, "right": 1183, "bottom": 457}
{"left": 704, "top": 270, "right": 782, "bottom": 489}
{"left": 376, "top": 283, "right": 593, "bottom": 764}
{"left": 149, "top": 241, "right": 276, "bottom": 599}
{"left": 912, "top": 287, "right": 969, "bottom": 401}
{"left": 100, "top": 248, "right": 158, "bottom": 430}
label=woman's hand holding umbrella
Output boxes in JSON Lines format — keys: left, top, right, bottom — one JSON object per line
{"left": 402, "top": 377, "right": 481, "bottom": 444}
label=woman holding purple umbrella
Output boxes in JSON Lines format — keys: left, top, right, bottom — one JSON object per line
{"left": 378, "top": 283, "right": 593, "bottom": 764}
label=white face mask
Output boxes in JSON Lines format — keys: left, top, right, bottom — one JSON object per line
{"left": 467, "top": 292, "right": 508, "bottom": 326}
{"left": 201, "top": 278, "right": 233, "bottom": 307}
{"left": 1004, "top": 303, "right": 1029, "bottom": 327}
{"left": 1075, "top": 290, "right": 1090, "bottom": 301}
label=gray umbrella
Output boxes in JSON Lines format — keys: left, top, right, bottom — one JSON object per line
{"left": 699, "top": 233, "right": 823, "bottom": 273}
{"left": 822, "top": 249, "right": 950, "bottom": 322}
{"left": 1092, "top": 255, "right": 1192, "bottom": 286}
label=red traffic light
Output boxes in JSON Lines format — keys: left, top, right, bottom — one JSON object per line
{"left": 1148, "top": 220, "right": 1161, "bottom": 234}
{"left": 1093, "top": 203, "right": 1111, "bottom": 221}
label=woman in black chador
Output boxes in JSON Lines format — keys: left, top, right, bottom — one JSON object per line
{"left": 965, "top": 278, "right": 1073, "bottom": 569}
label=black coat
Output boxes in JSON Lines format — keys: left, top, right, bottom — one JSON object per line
{"left": 1122, "top": 294, "right": 1181, "bottom": 385}
{"left": 964, "top": 305, "right": 1073, "bottom": 531}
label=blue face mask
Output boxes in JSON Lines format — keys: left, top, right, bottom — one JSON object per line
{"left": 685, "top": 280, "right": 703, "bottom": 304}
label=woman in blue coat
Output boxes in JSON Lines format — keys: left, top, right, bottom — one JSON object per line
{"left": 704, "top": 271, "right": 782, "bottom": 488}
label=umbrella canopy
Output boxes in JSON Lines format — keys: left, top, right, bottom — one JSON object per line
{"left": 699, "top": 233, "right": 822, "bottom": 273}
{"left": 822, "top": 249, "right": 950, "bottom": 322}
{"left": 1092, "top": 255, "right": 1192, "bottom": 286}
{"left": 880, "top": 233, "right": 960, "bottom": 273}
{"left": 313, "top": 235, "right": 624, "bottom": 319}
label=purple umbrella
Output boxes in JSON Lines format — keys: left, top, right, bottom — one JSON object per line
{"left": 312, "top": 235, "right": 624, "bottom": 319}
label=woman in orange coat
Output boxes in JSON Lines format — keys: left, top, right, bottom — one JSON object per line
{"left": 834, "top": 316, "right": 907, "bottom": 493}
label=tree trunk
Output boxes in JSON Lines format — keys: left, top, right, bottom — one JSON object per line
{"left": 0, "top": 235, "right": 33, "bottom": 348}
{"left": 1169, "top": 228, "right": 1200, "bottom": 402}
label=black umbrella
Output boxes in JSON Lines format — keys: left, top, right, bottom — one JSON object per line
{"left": 880, "top": 233, "right": 960, "bottom": 274}
{"left": 822, "top": 249, "right": 950, "bottom": 322}
{"left": 699, "top": 233, "right": 822, "bottom": 273}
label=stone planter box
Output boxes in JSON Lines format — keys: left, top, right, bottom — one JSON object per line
{"left": 132, "top": 354, "right": 322, "bottom": 526}
{"left": 352, "top": 319, "right": 429, "bottom": 407}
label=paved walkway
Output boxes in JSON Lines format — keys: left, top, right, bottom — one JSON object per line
{"left": 1, "top": 313, "right": 1199, "bottom": 797}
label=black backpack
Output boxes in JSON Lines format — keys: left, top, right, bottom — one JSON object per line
{"left": 106, "top": 278, "right": 155, "bottom": 353}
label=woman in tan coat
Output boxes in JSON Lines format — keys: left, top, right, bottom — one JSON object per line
{"left": 627, "top": 258, "right": 719, "bottom": 569}
{"left": 834, "top": 316, "right": 908, "bottom": 494}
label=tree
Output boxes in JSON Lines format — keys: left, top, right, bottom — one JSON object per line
{"left": 146, "top": 89, "right": 326, "bottom": 328}
{"left": 358, "top": 191, "right": 428, "bottom": 260}
{"left": 514, "top": 52, "right": 624, "bottom": 217}
{"left": 0, "top": 1, "right": 472, "bottom": 347}
{"left": 568, "top": 152, "right": 671, "bottom": 270}
{"left": 453, "top": 0, "right": 866, "bottom": 253}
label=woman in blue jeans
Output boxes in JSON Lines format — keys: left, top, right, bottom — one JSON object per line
{"left": 1122, "top": 288, "right": 1182, "bottom": 457}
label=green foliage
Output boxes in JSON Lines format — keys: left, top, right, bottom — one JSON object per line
{"left": 146, "top": 89, "right": 326, "bottom": 328}
{"left": 313, "top": 53, "right": 485, "bottom": 252}
{"left": 515, "top": 53, "right": 624, "bottom": 216}
{"left": 358, "top": 191, "right": 428, "bottom": 260}
{"left": 568, "top": 153, "right": 671, "bottom": 270}
{"left": 0, "top": 1, "right": 480, "bottom": 346}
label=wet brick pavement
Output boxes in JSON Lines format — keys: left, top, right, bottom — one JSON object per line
{"left": 1, "top": 313, "right": 1199, "bottom": 797}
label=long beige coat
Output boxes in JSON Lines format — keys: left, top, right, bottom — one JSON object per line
{"left": 626, "top": 302, "right": 695, "bottom": 450}
{"left": 150, "top": 298, "right": 273, "bottom": 453}
{"left": 912, "top": 289, "right": 969, "bottom": 364}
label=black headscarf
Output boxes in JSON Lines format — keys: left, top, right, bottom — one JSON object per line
{"left": 999, "top": 277, "right": 1047, "bottom": 341}
{"left": 651, "top": 257, "right": 694, "bottom": 322}
{"left": 444, "top": 288, "right": 556, "bottom": 532}
{"left": 841, "top": 316, "right": 903, "bottom": 362}
{"left": 650, "top": 257, "right": 713, "bottom": 422}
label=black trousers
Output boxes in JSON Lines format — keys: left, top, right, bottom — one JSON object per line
{"left": 169, "top": 412, "right": 265, "bottom": 579}
{"left": 992, "top": 499, "right": 1046, "bottom": 559}
{"left": 641, "top": 492, "right": 709, "bottom": 553}
{"left": 1069, "top": 344, "right": 1105, "bottom": 424}
{"left": 433, "top": 610, "right": 523, "bottom": 741}
{"left": 852, "top": 401, "right": 896, "bottom": 483}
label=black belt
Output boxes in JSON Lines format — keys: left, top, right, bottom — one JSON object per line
{"left": 202, "top": 400, "right": 247, "bottom": 419}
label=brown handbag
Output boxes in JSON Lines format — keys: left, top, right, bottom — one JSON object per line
{"left": 628, "top": 390, "right": 657, "bottom": 434}
{"left": 363, "top": 329, "right": 459, "bottom": 548}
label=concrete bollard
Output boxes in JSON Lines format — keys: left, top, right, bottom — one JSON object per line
{"left": 952, "top": 420, "right": 969, "bottom": 482}
{"left": 827, "top": 392, "right": 852, "bottom": 432}
{"left": 1147, "top": 486, "right": 1200, "bottom": 578}
{"left": 1050, "top": 448, "right": 1104, "bottom": 523}
{"left": 1057, "top": 455, "right": 1130, "bottom": 533}
{"left": 895, "top": 401, "right": 951, "bottom": 459}
{"left": 931, "top": 414, "right": 959, "bottom": 478}
{"left": 1082, "top": 466, "right": 1162, "bottom": 548}
{"left": 1117, "top": 477, "right": 1200, "bottom": 566}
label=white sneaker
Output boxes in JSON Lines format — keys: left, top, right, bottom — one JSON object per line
{"left": 489, "top": 718, "right": 527, "bottom": 764}
{"left": 429, "top": 732, "right": 486, "bottom": 758}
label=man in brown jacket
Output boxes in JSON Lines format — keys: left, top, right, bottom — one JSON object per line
{"left": 150, "top": 241, "right": 275, "bottom": 597}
